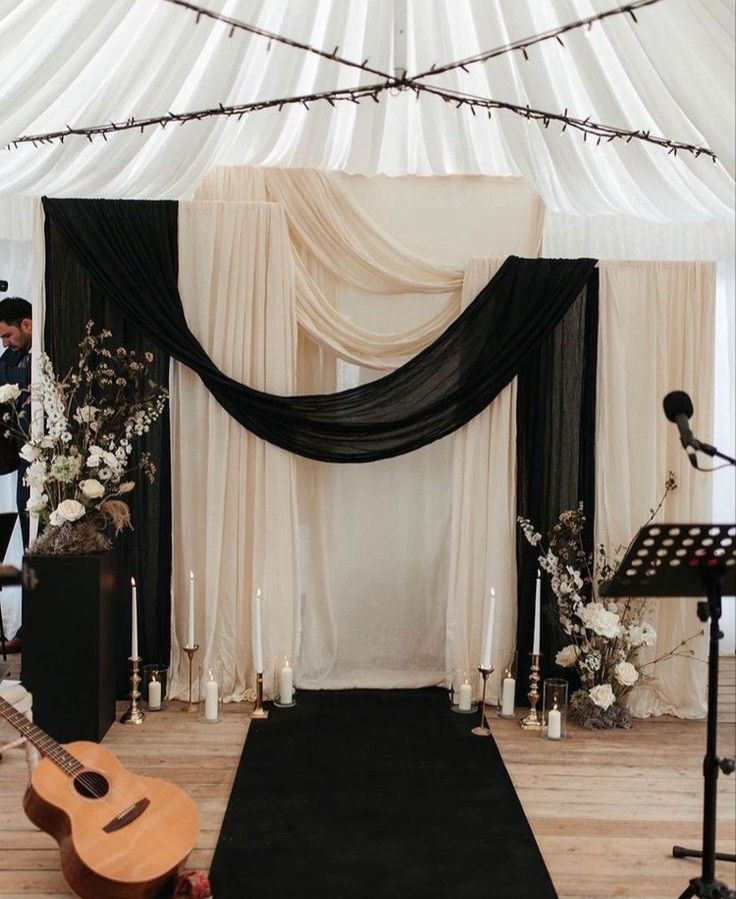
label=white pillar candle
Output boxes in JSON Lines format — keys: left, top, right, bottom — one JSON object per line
{"left": 480, "top": 588, "right": 495, "bottom": 670}
{"left": 186, "top": 570, "right": 195, "bottom": 648}
{"left": 130, "top": 577, "right": 138, "bottom": 660}
{"left": 280, "top": 658, "right": 293, "bottom": 703}
{"left": 148, "top": 677, "right": 161, "bottom": 710}
{"left": 458, "top": 679, "right": 472, "bottom": 711}
{"left": 501, "top": 676, "right": 516, "bottom": 716}
{"left": 253, "top": 589, "right": 264, "bottom": 673}
{"left": 532, "top": 572, "right": 541, "bottom": 655}
{"left": 204, "top": 670, "right": 219, "bottom": 721}
{"left": 547, "top": 704, "right": 562, "bottom": 740}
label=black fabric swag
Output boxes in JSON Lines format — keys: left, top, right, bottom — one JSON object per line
{"left": 42, "top": 197, "right": 597, "bottom": 464}
{"left": 44, "top": 215, "right": 172, "bottom": 693}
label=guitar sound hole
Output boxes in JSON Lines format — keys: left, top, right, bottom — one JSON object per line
{"left": 73, "top": 770, "right": 110, "bottom": 799}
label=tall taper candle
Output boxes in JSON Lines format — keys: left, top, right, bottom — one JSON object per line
{"left": 187, "top": 570, "right": 195, "bottom": 648}
{"left": 131, "top": 577, "right": 138, "bottom": 659}
{"left": 532, "top": 571, "right": 541, "bottom": 656}
{"left": 254, "top": 588, "right": 264, "bottom": 673}
{"left": 480, "top": 588, "right": 495, "bottom": 670}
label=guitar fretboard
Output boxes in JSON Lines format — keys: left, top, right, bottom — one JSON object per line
{"left": 0, "top": 694, "right": 83, "bottom": 776}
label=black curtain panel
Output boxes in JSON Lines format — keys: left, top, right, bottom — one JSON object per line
{"left": 514, "top": 270, "right": 599, "bottom": 700}
{"left": 42, "top": 197, "right": 597, "bottom": 464}
{"left": 44, "top": 215, "right": 172, "bottom": 695}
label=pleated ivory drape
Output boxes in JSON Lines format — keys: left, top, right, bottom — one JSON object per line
{"left": 445, "top": 258, "right": 517, "bottom": 703}
{"left": 169, "top": 201, "right": 299, "bottom": 700}
{"left": 195, "top": 167, "right": 543, "bottom": 370}
{"left": 170, "top": 171, "right": 540, "bottom": 697}
{"left": 596, "top": 261, "right": 715, "bottom": 718}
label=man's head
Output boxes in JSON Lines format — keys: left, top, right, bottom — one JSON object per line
{"left": 0, "top": 297, "right": 32, "bottom": 352}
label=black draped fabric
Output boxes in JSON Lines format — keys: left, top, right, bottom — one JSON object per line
{"left": 514, "top": 271, "right": 599, "bottom": 699}
{"left": 44, "top": 215, "right": 172, "bottom": 695}
{"left": 42, "top": 197, "right": 596, "bottom": 464}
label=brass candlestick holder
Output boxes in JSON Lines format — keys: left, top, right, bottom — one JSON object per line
{"left": 471, "top": 665, "right": 494, "bottom": 737}
{"left": 120, "top": 656, "right": 145, "bottom": 725}
{"left": 182, "top": 644, "right": 199, "bottom": 713}
{"left": 249, "top": 671, "right": 269, "bottom": 720}
{"left": 520, "top": 652, "right": 543, "bottom": 729}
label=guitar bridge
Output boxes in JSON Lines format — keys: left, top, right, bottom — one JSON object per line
{"left": 103, "top": 798, "right": 150, "bottom": 833}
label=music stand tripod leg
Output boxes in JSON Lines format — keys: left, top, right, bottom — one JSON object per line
{"left": 673, "top": 573, "right": 735, "bottom": 899}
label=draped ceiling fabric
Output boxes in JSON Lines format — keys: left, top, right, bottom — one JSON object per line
{"left": 0, "top": 0, "right": 732, "bottom": 255}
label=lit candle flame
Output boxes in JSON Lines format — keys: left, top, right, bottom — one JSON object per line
{"left": 131, "top": 576, "right": 136, "bottom": 586}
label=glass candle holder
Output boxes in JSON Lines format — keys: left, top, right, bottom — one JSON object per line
{"left": 274, "top": 653, "right": 296, "bottom": 708}
{"left": 451, "top": 668, "right": 477, "bottom": 714}
{"left": 497, "top": 650, "right": 518, "bottom": 719}
{"left": 198, "top": 662, "right": 223, "bottom": 724}
{"left": 542, "top": 678, "right": 568, "bottom": 741}
{"left": 143, "top": 664, "right": 169, "bottom": 712}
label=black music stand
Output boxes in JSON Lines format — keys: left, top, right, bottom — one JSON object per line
{"left": 601, "top": 523, "right": 736, "bottom": 899}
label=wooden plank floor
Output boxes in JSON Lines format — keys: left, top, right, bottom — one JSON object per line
{"left": 492, "top": 656, "right": 736, "bottom": 899}
{"left": 0, "top": 656, "right": 734, "bottom": 898}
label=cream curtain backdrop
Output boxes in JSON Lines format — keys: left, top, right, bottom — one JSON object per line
{"left": 445, "top": 258, "right": 517, "bottom": 704}
{"left": 187, "top": 170, "right": 540, "bottom": 694}
{"left": 596, "top": 261, "right": 715, "bottom": 718}
{"left": 168, "top": 200, "right": 300, "bottom": 701}
{"left": 196, "top": 167, "right": 544, "bottom": 369}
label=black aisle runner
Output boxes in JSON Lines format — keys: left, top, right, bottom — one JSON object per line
{"left": 209, "top": 690, "right": 557, "bottom": 898}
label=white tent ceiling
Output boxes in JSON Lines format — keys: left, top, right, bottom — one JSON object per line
{"left": 0, "top": 0, "right": 733, "bottom": 240}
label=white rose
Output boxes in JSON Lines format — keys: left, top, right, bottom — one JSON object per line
{"left": 24, "top": 460, "right": 47, "bottom": 490}
{"left": 102, "top": 451, "right": 118, "bottom": 470}
{"left": 614, "top": 661, "right": 639, "bottom": 687}
{"left": 589, "top": 683, "right": 616, "bottom": 710}
{"left": 79, "top": 478, "right": 105, "bottom": 499}
{"left": 26, "top": 494, "right": 49, "bottom": 515}
{"left": 640, "top": 622, "right": 657, "bottom": 646}
{"left": 555, "top": 644, "right": 580, "bottom": 668}
{"left": 0, "top": 383, "right": 21, "bottom": 403}
{"left": 578, "top": 602, "right": 622, "bottom": 640}
{"left": 56, "top": 499, "right": 86, "bottom": 523}
{"left": 19, "top": 442, "right": 41, "bottom": 463}
{"left": 74, "top": 405, "right": 100, "bottom": 430}
{"left": 48, "top": 508, "right": 63, "bottom": 527}
{"left": 627, "top": 625, "right": 644, "bottom": 648}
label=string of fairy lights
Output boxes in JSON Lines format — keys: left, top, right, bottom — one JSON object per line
{"left": 5, "top": 0, "right": 717, "bottom": 162}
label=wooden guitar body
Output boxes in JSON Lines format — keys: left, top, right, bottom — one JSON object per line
{"left": 23, "top": 741, "right": 199, "bottom": 899}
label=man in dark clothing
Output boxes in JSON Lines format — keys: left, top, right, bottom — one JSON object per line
{"left": 0, "top": 296, "right": 32, "bottom": 653}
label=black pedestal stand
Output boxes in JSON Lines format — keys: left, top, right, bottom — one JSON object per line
{"left": 675, "top": 571, "right": 735, "bottom": 899}
{"left": 601, "top": 523, "right": 736, "bottom": 899}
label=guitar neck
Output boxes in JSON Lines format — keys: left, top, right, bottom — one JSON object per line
{"left": 0, "top": 694, "right": 82, "bottom": 775}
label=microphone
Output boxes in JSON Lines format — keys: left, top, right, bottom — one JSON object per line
{"left": 663, "top": 391, "right": 699, "bottom": 467}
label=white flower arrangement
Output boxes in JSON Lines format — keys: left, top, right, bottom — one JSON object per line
{"left": 518, "top": 474, "right": 702, "bottom": 729}
{"left": 4, "top": 323, "right": 167, "bottom": 554}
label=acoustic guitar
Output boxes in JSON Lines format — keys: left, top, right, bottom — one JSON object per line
{"left": 0, "top": 692, "right": 200, "bottom": 899}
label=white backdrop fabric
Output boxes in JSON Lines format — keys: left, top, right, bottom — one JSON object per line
{"left": 179, "top": 171, "right": 540, "bottom": 697}
{"left": 596, "top": 261, "right": 715, "bottom": 718}
{"left": 169, "top": 200, "right": 300, "bottom": 701}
